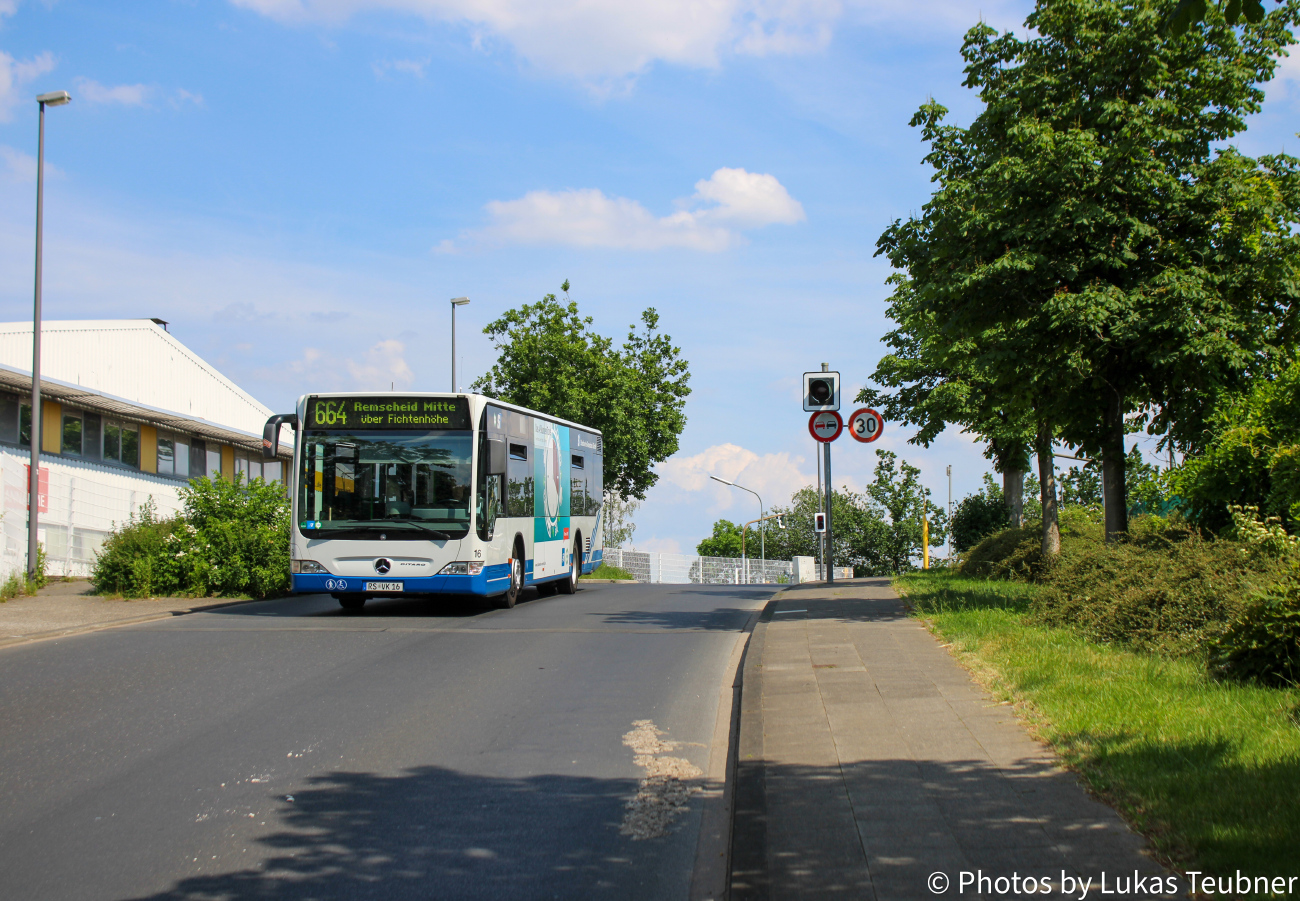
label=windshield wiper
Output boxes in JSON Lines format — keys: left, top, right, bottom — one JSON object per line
{"left": 380, "top": 521, "right": 451, "bottom": 540}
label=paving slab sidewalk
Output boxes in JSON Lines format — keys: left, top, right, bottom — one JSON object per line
{"left": 730, "top": 577, "right": 1175, "bottom": 901}
{"left": 0, "top": 579, "right": 255, "bottom": 648}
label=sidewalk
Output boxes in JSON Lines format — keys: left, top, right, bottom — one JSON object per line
{"left": 0, "top": 579, "right": 254, "bottom": 648}
{"left": 729, "top": 577, "right": 1172, "bottom": 900}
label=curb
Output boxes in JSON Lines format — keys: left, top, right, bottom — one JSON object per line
{"left": 576, "top": 578, "right": 637, "bottom": 584}
{"left": 728, "top": 598, "right": 778, "bottom": 901}
{"left": 689, "top": 600, "right": 769, "bottom": 901}
{"left": 0, "top": 597, "right": 269, "bottom": 651}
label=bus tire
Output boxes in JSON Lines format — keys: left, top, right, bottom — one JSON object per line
{"left": 499, "top": 541, "right": 523, "bottom": 609}
{"left": 558, "top": 536, "right": 580, "bottom": 595}
{"left": 338, "top": 594, "right": 366, "bottom": 612}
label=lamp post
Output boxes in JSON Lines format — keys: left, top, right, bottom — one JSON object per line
{"left": 29, "top": 89, "right": 71, "bottom": 580}
{"left": 450, "top": 297, "right": 470, "bottom": 392}
{"left": 947, "top": 464, "right": 952, "bottom": 562}
{"left": 710, "top": 475, "right": 764, "bottom": 583}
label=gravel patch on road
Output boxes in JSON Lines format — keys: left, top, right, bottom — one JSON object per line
{"left": 620, "top": 719, "right": 702, "bottom": 840}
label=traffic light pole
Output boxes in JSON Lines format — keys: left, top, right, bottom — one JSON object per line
{"left": 824, "top": 439, "right": 833, "bottom": 584}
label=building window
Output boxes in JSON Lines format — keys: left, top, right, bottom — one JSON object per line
{"left": 19, "top": 402, "right": 31, "bottom": 448}
{"left": 157, "top": 435, "right": 175, "bottom": 475}
{"left": 0, "top": 394, "right": 18, "bottom": 444}
{"left": 206, "top": 444, "right": 221, "bottom": 479}
{"left": 174, "top": 436, "right": 189, "bottom": 478}
{"left": 83, "top": 413, "right": 101, "bottom": 461}
{"left": 190, "top": 439, "right": 208, "bottom": 479}
{"left": 263, "top": 460, "right": 281, "bottom": 484}
{"left": 104, "top": 420, "right": 140, "bottom": 468}
{"left": 62, "top": 412, "right": 83, "bottom": 456}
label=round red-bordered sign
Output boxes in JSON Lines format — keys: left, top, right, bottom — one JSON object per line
{"left": 847, "top": 408, "right": 885, "bottom": 443}
{"left": 808, "top": 410, "right": 843, "bottom": 443}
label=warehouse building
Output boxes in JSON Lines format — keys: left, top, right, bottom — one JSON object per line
{"left": 0, "top": 319, "right": 292, "bottom": 577}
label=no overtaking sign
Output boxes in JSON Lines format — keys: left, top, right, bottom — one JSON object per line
{"left": 808, "top": 411, "right": 842, "bottom": 443}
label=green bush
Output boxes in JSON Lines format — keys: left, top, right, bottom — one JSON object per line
{"left": 1208, "top": 572, "right": 1300, "bottom": 687}
{"left": 92, "top": 475, "right": 290, "bottom": 599}
{"left": 951, "top": 475, "right": 1010, "bottom": 553}
{"left": 581, "top": 562, "right": 636, "bottom": 581}
{"left": 1031, "top": 526, "right": 1286, "bottom": 657}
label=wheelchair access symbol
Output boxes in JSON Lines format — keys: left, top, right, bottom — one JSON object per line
{"left": 325, "top": 578, "right": 349, "bottom": 591}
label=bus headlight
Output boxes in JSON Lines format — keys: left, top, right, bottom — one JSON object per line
{"left": 439, "top": 561, "right": 484, "bottom": 576}
{"left": 291, "top": 560, "right": 330, "bottom": 574}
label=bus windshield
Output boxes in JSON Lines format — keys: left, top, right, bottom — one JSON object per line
{"left": 299, "top": 429, "right": 473, "bottom": 539}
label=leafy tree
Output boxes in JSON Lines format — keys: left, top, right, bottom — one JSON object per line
{"left": 696, "top": 519, "right": 744, "bottom": 557}
{"left": 473, "top": 282, "right": 691, "bottom": 501}
{"left": 875, "top": 0, "right": 1300, "bottom": 555}
{"left": 1171, "top": 357, "right": 1300, "bottom": 530}
{"left": 859, "top": 285, "right": 1035, "bottom": 527}
{"left": 762, "top": 451, "right": 947, "bottom": 575}
{"left": 951, "top": 474, "right": 1011, "bottom": 553}
{"left": 1059, "top": 464, "right": 1103, "bottom": 507}
{"left": 603, "top": 493, "right": 639, "bottom": 548}
{"left": 1165, "top": 0, "right": 1272, "bottom": 34}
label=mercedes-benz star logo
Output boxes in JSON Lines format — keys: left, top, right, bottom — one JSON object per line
{"left": 374, "top": 558, "right": 392, "bottom": 575}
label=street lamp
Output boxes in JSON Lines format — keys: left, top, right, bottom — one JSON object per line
{"left": 29, "top": 89, "right": 71, "bottom": 580}
{"left": 710, "top": 475, "right": 765, "bottom": 583}
{"left": 450, "top": 297, "right": 470, "bottom": 392}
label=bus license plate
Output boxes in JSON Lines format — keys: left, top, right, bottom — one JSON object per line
{"left": 365, "top": 581, "right": 403, "bottom": 592}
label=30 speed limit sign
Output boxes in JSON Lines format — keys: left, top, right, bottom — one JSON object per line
{"left": 847, "top": 408, "right": 884, "bottom": 443}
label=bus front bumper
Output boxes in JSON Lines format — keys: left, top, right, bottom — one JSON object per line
{"left": 293, "top": 565, "right": 512, "bottom": 597}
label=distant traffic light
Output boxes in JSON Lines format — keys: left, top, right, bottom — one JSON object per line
{"left": 814, "top": 512, "right": 826, "bottom": 533}
{"left": 803, "top": 371, "right": 841, "bottom": 412}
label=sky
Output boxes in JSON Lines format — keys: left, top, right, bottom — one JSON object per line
{"left": 2, "top": 1, "right": 1300, "bottom": 557}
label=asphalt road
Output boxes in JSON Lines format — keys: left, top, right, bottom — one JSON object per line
{"left": 0, "top": 582, "right": 774, "bottom": 901}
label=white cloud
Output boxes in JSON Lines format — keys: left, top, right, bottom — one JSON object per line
{"left": 374, "top": 57, "right": 431, "bottom": 79}
{"left": 635, "top": 536, "right": 682, "bottom": 554}
{"left": 172, "top": 88, "right": 205, "bottom": 107}
{"left": 0, "top": 1, "right": 18, "bottom": 18}
{"left": 689, "top": 167, "right": 804, "bottom": 227}
{"left": 229, "top": 0, "right": 841, "bottom": 85}
{"left": 345, "top": 339, "right": 415, "bottom": 390}
{"left": 659, "top": 442, "right": 815, "bottom": 514}
{"left": 0, "top": 50, "right": 56, "bottom": 122}
{"left": 73, "top": 77, "right": 151, "bottom": 106}
{"left": 448, "top": 167, "right": 802, "bottom": 252}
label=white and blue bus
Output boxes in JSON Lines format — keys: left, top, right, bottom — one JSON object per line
{"left": 263, "top": 393, "right": 604, "bottom": 611}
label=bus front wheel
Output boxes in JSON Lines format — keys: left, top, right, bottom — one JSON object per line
{"left": 499, "top": 544, "right": 523, "bottom": 609}
{"left": 559, "top": 537, "right": 580, "bottom": 595}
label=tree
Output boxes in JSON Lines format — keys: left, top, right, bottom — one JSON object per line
{"left": 604, "top": 493, "right": 639, "bottom": 548}
{"left": 875, "top": 0, "right": 1300, "bottom": 555}
{"left": 762, "top": 451, "right": 947, "bottom": 575}
{"left": 1171, "top": 356, "right": 1300, "bottom": 530}
{"left": 1165, "top": 0, "right": 1272, "bottom": 34}
{"left": 473, "top": 283, "right": 691, "bottom": 501}
{"left": 696, "top": 519, "right": 744, "bottom": 557}
{"left": 859, "top": 280, "right": 1036, "bottom": 527}
{"left": 951, "top": 475, "right": 1011, "bottom": 553}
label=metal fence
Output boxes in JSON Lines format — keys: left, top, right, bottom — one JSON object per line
{"left": 599, "top": 548, "right": 853, "bottom": 585}
{"left": 1, "top": 446, "right": 185, "bottom": 579}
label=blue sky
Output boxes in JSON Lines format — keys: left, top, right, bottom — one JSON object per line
{"left": 2, "top": 0, "right": 1300, "bottom": 555}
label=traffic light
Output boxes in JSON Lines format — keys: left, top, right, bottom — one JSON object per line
{"left": 813, "top": 512, "right": 826, "bottom": 533}
{"left": 803, "top": 371, "right": 841, "bottom": 412}
{"left": 777, "top": 515, "right": 786, "bottom": 530}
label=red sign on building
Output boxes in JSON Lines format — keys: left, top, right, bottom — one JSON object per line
{"left": 24, "top": 465, "right": 49, "bottom": 513}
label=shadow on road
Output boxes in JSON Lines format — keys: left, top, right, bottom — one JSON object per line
{"left": 590, "top": 607, "right": 759, "bottom": 631}
{"left": 132, "top": 765, "right": 676, "bottom": 901}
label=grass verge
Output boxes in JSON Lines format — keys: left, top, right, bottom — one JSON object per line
{"left": 896, "top": 569, "right": 1300, "bottom": 880}
{"left": 580, "top": 563, "right": 636, "bottom": 581}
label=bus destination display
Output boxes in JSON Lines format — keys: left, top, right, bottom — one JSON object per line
{"left": 306, "top": 396, "right": 471, "bottom": 430}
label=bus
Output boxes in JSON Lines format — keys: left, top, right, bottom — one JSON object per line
{"left": 263, "top": 393, "right": 604, "bottom": 611}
